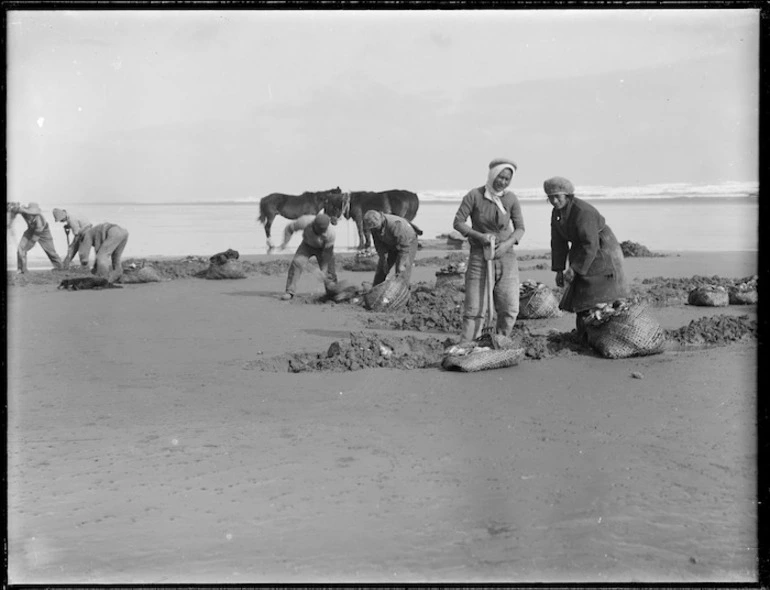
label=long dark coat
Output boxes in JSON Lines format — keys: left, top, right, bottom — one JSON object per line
{"left": 551, "top": 197, "right": 629, "bottom": 312}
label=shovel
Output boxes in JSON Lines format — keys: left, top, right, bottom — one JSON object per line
{"left": 481, "top": 235, "right": 496, "bottom": 338}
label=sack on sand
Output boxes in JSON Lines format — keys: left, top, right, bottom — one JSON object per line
{"left": 206, "top": 259, "right": 246, "bottom": 280}
{"left": 364, "top": 277, "right": 411, "bottom": 311}
{"left": 442, "top": 335, "right": 525, "bottom": 372}
{"left": 728, "top": 279, "right": 758, "bottom": 305}
{"left": 584, "top": 300, "right": 666, "bottom": 359}
{"left": 688, "top": 285, "right": 729, "bottom": 307}
{"left": 120, "top": 265, "right": 162, "bottom": 284}
{"left": 518, "top": 280, "right": 562, "bottom": 319}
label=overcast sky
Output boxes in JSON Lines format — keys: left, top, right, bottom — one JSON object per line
{"left": 7, "top": 8, "right": 759, "bottom": 203}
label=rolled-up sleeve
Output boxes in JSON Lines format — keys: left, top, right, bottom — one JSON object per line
{"left": 509, "top": 198, "right": 525, "bottom": 244}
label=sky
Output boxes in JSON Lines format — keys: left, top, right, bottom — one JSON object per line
{"left": 6, "top": 8, "right": 760, "bottom": 203}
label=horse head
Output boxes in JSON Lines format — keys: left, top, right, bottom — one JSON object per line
{"left": 324, "top": 191, "right": 351, "bottom": 222}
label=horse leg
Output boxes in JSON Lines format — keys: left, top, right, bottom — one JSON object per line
{"left": 264, "top": 216, "right": 274, "bottom": 251}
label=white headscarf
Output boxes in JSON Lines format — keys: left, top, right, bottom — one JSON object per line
{"left": 484, "top": 163, "right": 515, "bottom": 212}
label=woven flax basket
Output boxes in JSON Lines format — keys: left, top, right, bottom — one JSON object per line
{"left": 585, "top": 302, "right": 666, "bottom": 359}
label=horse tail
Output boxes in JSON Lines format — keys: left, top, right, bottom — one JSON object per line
{"left": 406, "top": 191, "right": 420, "bottom": 221}
{"left": 257, "top": 196, "right": 270, "bottom": 225}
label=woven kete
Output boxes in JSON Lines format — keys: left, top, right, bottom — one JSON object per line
{"left": 519, "top": 289, "right": 562, "bottom": 319}
{"left": 688, "top": 288, "right": 729, "bottom": 307}
{"left": 442, "top": 347, "right": 525, "bottom": 372}
{"left": 364, "top": 277, "right": 411, "bottom": 311}
{"left": 585, "top": 303, "right": 666, "bottom": 359}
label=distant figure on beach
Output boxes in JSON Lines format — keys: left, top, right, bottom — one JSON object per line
{"left": 545, "top": 176, "right": 629, "bottom": 339}
{"left": 362, "top": 210, "right": 419, "bottom": 287}
{"left": 53, "top": 208, "right": 93, "bottom": 268}
{"left": 453, "top": 158, "right": 525, "bottom": 341}
{"left": 71, "top": 222, "right": 130, "bottom": 283}
{"left": 279, "top": 213, "right": 338, "bottom": 300}
{"left": 7, "top": 202, "right": 62, "bottom": 273}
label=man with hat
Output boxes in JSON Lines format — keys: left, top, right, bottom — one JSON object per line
{"left": 52, "top": 208, "right": 93, "bottom": 269}
{"left": 362, "top": 210, "right": 419, "bottom": 287}
{"left": 279, "top": 212, "right": 338, "bottom": 300}
{"left": 7, "top": 202, "right": 62, "bottom": 273}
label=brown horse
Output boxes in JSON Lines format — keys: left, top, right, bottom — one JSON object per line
{"left": 257, "top": 187, "right": 342, "bottom": 250}
{"left": 325, "top": 190, "right": 422, "bottom": 250}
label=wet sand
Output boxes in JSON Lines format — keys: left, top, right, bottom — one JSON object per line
{"left": 6, "top": 248, "right": 758, "bottom": 584}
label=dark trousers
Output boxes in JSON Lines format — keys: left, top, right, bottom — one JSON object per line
{"left": 373, "top": 240, "right": 418, "bottom": 286}
{"left": 285, "top": 242, "right": 337, "bottom": 295}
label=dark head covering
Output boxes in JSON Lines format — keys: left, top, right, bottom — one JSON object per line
{"left": 312, "top": 213, "right": 331, "bottom": 234}
{"left": 543, "top": 176, "right": 575, "bottom": 196}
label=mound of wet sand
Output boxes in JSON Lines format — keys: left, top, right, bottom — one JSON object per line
{"left": 250, "top": 327, "right": 587, "bottom": 373}
{"left": 665, "top": 314, "right": 757, "bottom": 346}
{"left": 252, "top": 312, "right": 756, "bottom": 373}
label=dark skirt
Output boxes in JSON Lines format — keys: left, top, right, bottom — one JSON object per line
{"left": 559, "top": 225, "right": 629, "bottom": 313}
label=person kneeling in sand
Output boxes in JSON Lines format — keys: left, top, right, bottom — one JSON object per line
{"left": 69, "top": 222, "right": 130, "bottom": 283}
{"left": 279, "top": 213, "right": 338, "bottom": 301}
{"left": 362, "top": 210, "right": 419, "bottom": 287}
{"left": 53, "top": 208, "right": 93, "bottom": 269}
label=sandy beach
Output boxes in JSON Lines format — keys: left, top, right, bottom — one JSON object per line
{"left": 6, "top": 245, "right": 758, "bottom": 584}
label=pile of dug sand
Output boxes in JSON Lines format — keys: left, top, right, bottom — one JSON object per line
{"left": 252, "top": 326, "right": 590, "bottom": 373}
{"left": 665, "top": 314, "right": 757, "bottom": 346}
{"left": 365, "top": 281, "right": 465, "bottom": 333}
{"left": 249, "top": 331, "right": 453, "bottom": 372}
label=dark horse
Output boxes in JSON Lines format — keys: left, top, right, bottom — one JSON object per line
{"left": 325, "top": 190, "right": 422, "bottom": 250}
{"left": 257, "top": 187, "right": 342, "bottom": 250}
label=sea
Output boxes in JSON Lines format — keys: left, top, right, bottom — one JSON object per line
{"left": 6, "top": 181, "right": 759, "bottom": 271}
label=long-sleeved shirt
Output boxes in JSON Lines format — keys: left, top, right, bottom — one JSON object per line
{"left": 550, "top": 196, "right": 609, "bottom": 275}
{"left": 371, "top": 213, "right": 418, "bottom": 256}
{"left": 453, "top": 186, "right": 525, "bottom": 248}
{"left": 19, "top": 212, "right": 49, "bottom": 236}
{"left": 283, "top": 215, "right": 336, "bottom": 249}
{"left": 78, "top": 222, "right": 125, "bottom": 254}
{"left": 62, "top": 211, "right": 92, "bottom": 236}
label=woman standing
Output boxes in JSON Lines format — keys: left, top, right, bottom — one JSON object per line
{"left": 545, "top": 176, "right": 629, "bottom": 336}
{"left": 453, "top": 158, "right": 525, "bottom": 341}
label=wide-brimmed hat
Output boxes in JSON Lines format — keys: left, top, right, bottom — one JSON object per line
{"left": 22, "top": 202, "right": 42, "bottom": 215}
{"left": 363, "top": 210, "right": 384, "bottom": 230}
{"left": 52, "top": 208, "right": 67, "bottom": 222}
{"left": 543, "top": 176, "right": 575, "bottom": 196}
